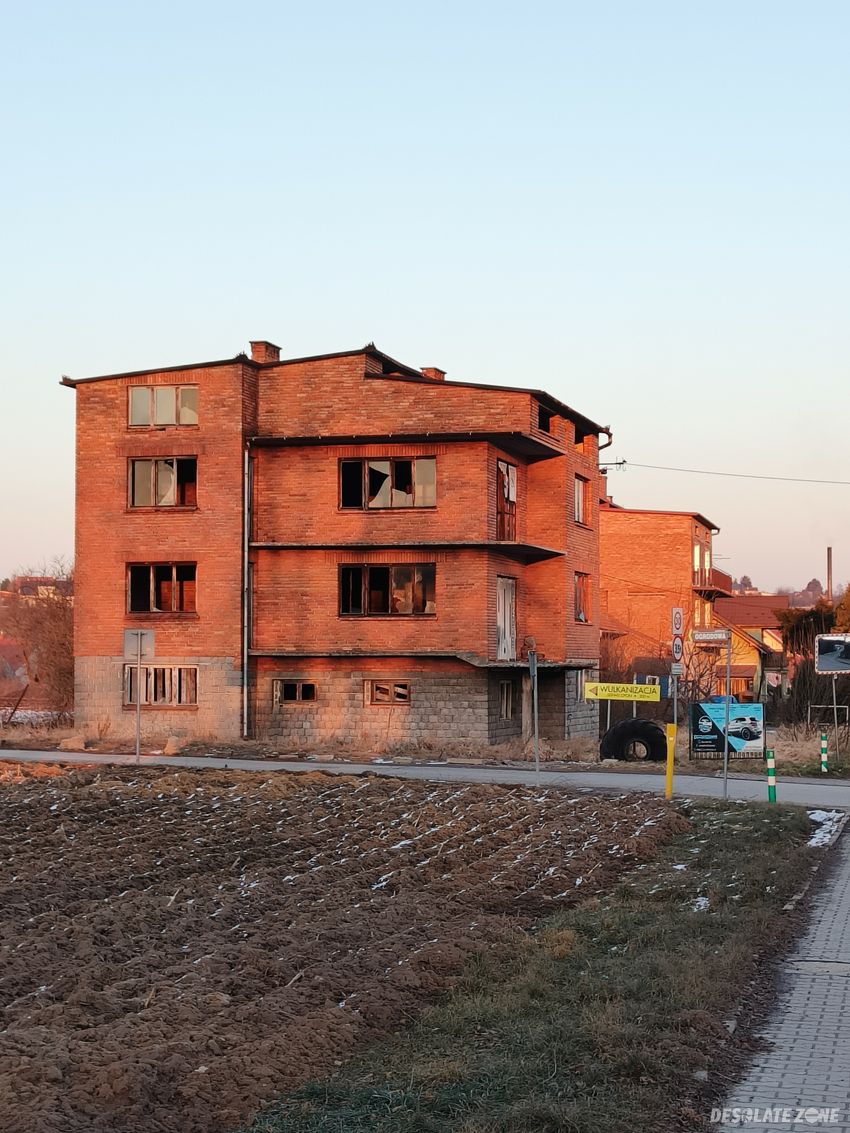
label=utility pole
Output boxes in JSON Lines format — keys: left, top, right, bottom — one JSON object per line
{"left": 827, "top": 546, "right": 833, "bottom": 605}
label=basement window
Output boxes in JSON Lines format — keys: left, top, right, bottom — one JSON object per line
{"left": 124, "top": 665, "right": 198, "bottom": 706}
{"left": 129, "top": 458, "right": 197, "bottom": 507}
{"left": 499, "top": 680, "right": 514, "bottom": 720}
{"left": 128, "top": 385, "right": 198, "bottom": 427}
{"left": 127, "top": 563, "right": 196, "bottom": 613}
{"left": 339, "top": 457, "right": 436, "bottom": 509}
{"left": 368, "top": 680, "right": 411, "bottom": 705}
{"left": 496, "top": 460, "right": 517, "bottom": 540}
{"left": 339, "top": 564, "right": 436, "bottom": 615}
{"left": 273, "top": 680, "right": 318, "bottom": 705}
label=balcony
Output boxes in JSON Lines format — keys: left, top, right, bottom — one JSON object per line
{"left": 693, "top": 567, "right": 733, "bottom": 598}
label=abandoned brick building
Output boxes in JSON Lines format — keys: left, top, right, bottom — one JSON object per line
{"left": 64, "top": 341, "right": 608, "bottom": 747}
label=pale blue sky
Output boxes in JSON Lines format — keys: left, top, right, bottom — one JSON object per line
{"left": 1, "top": 1, "right": 847, "bottom": 590}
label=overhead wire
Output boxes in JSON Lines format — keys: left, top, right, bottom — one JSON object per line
{"left": 600, "top": 461, "right": 850, "bottom": 486}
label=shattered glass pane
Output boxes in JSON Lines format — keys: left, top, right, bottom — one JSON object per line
{"left": 367, "top": 461, "right": 392, "bottom": 508}
{"left": 177, "top": 387, "right": 198, "bottom": 426}
{"left": 156, "top": 460, "right": 176, "bottom": 506}
{"left": 391, "top": 565, "right": 414, "bottom": 614}
{"left": 391, "top": 460, "right": 414, "bottom": 507}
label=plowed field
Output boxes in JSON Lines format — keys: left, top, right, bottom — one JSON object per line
{"left": 0, "top": 764, "right": 687, "bottom": 1132}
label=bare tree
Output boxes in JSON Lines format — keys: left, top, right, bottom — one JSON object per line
{"left": 0, "top": 560, "right": 74, "bottom": 710}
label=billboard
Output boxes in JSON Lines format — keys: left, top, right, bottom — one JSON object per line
{"left": 690, "top": 702, "right": 765, "bottom": 758}
{"left": 815, "top": 634, "right": 850, "bottom": 675}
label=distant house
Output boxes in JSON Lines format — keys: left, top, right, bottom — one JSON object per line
{"left": 712, "top": 594, "right": 790, "bottom": 702}
{"left": 599, "top": 499, "right": 732, "bottom": 679}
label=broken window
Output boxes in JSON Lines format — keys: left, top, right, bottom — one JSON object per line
{"left": 574, "top": 475, "right": 590, "bottom": 525}
{"left": 574, "top": 572, "right": 591, "bottom": 623}
{"left": 273, "top": 679, "right": 318, "bottom": 705}
{"left": 496, "top": 460, "right": 517, "bottom": 540}
{"left": 127, "top": 563, "right": 197, "bottom": 613}
{"left": 129, "top": 458, "right": 197, "bottom": 507}
{"left": 124, "top": 665, "right": 198, "bottom": 706}
{"left": 340, "top": 458, "right": 436, "bottom": 509}
{"left": 368, "top": 680, "right": 411, "bottom": 705}
{"left": 499, "top": 680, "right": 514, "bottom": 720}
{"left": 339, "top": 564, "right": 436, "bottom": 615}
{"left": 128, "top": 385, "right": 198, "bottom": 427}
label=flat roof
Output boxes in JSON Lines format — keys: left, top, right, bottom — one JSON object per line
{"left": 600, "top": 502, "right": 719, "bottom": 532}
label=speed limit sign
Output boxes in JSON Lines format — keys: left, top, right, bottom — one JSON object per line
{"left": 672, "top": 635, "right": 684, "bottom": 662}
{"left": 671, "top": 607, "right": 684, "bottom": 636}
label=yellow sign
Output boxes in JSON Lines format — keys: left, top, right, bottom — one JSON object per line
{"left": 584, "top": 682, "right": 661, "bottom": 702}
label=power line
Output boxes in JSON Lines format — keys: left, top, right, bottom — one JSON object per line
{"left": 601, "top": 460, "right": 850, "bottom": 486}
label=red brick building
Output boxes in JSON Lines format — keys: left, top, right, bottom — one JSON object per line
{"left": 63, "top": 341, "right": 608, "bottom": 747}
{"left": 599, "top": 500, "right": 733, "bottom": 676}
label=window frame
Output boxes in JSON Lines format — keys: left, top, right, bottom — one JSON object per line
{"left": 574, "top": 571, "right": 592, "bottom": 624}
{"left": 338, "top": 456, "right": 437, "bottom": 510}
{"left": 127, "top": 562, "right": 197, "bottom": 614}
{"left": 338, "top": 563, "right": 437, "bottom": 617}
{"left": 367, "top": 679, "right": 411, "bottom": 706}
{"left": 128, "top": 457, "right": 198, "bottom": 508}
{"left": 123, "top": 664, "right": 198, "bottom": 708}
{"left": 574, "top": 474, "right": 591, "bottom": 526}
{"left": 499, "top": 679, "right": 515, "bottom": 720}
{"left": 127, "top": 385, "right": 199, "bottom": 428}
{"left": 273, "top": 679, "right": 318, "bottom": 706}
{"left": 496, "top": 459, "right": 517, "bottom": 540}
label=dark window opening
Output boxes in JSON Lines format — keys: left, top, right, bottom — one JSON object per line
{"left": 340, "top": 563, "right": 436, "bottom": 615}
{"left": 574, "top": 475, "right": 590, "bottom": 525}
{"left": 538, "top": 406, "right": 553, "bottom": 433}
{"left": 496, "top": 459, "right": 517, "bottom": 540}
{"left": 124, "top": 665, "right": 198, "bottom": 706}
{"left": 340, "top": 460, "right": 364, "bottom": 508}
{"left": 340, "top": 457, "right": 436, "bottom": 509}
{"left": 275, "top": 679, "right": 317, "bottom": 705}
{"left": 127, "top": 563, "right": 196, "bottom": 613}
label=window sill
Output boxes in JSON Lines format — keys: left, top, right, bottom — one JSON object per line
{"left": 574, "top": 521, "right": 593, "bottom": 530}
{"left": 125, "top": 611, "right": 200, "bottom": 619}
{"left": 122, "top": 704, "right": 199, "bottom": 711}
{"left": 338, "top": 506, "right": 437, "bottom": 513}
{"left": 338, "top": 613, "right": 437, "bottom": 619}
{"left": 125, "top": 507, "right": 199, "bottom": 514}
{"left": 127, "top": 424, "right": 200, "bottom": 431}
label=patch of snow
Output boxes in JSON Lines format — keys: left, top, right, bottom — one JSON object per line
{"left": 808, "top": 810, "right": 844, "bottom": 847}
{"left": 691, "top": 896, "right": 710, "bottom": 912}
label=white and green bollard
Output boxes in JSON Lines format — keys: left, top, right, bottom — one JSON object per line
{"left": 766, "top": 748, "right": 777, "bottom": 803}
{"left": 821, "top": 731, "right": 829, "bottom": 774}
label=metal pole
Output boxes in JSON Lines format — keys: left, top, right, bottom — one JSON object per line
{"left": 529, "top": 652, "right": 540, "bottom": 786}
{"left": 134, "top": 631, "right": 142, "bottom": 765}
{"left": 606, "top": 698, "right": 611, "bottom": 732}
{"left": 833, "top": 675, "right": 841, "bottom": 765}
{"left": 821, "top": 730, "right": 829, "bottom": 773}
{"left": 723, "top": 635, "right": 731, "bottom": 799}
{"left": 765, "top": 748, "right": 777, "bottom": 803}
{"left": 673, "top": 674, "right": 678, "bottom": 733}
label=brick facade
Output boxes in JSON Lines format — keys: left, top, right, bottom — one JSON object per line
{"left": 65, "top": 343, "right": 606, "bottom": 749}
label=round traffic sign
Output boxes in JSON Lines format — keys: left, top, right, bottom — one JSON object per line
{"left": 672, "top": 635, "right": 684, "bottom": 662}
{"left": 672, "top": 608, "right": 684, "bottom": 635}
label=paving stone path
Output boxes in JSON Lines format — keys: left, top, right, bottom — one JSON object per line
{"left": 718, "top": 833, "right": 850, "bottom": 1131}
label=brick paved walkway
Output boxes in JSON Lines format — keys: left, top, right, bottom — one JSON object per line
{"left": 718, "top": 833, "right": 850, "bottom": 1130}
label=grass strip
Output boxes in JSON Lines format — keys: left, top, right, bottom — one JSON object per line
{"left": 242, "top": 801, "right": 819, "bottom": 1133}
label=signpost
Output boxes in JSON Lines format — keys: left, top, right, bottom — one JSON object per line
{"left": 584, "top": 682, "right": 661, "bottom": 703}
{"left": 669, "top": 607, "right": 684, "bottom": 799}
{"left": 814, "top": 635, "right": 849, "bottom": 765}
{"left": 123, "top": 630, "right": 155, "bottom": 764}
{"left": 528, "top": 650, "right": 540, "bottom": 785}
{"left": 693, "top": 628, "right": 732, "bottom": 798}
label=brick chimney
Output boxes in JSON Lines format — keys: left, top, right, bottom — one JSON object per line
{"left": 421, "top": 366, "right": 446, "bottom": 382}
{"left": 250, "top": 340, "right": 281, "bottom": 363}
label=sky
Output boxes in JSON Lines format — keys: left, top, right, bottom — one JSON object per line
{"left": 1, "top": 1, "right": 847, "bottom": 590}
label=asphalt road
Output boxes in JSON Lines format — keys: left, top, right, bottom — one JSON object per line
{"left": 1, "top": 748, "right": 849, "bottom": 808}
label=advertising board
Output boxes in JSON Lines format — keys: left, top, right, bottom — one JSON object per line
{"left": 690, "top": 702, "right": 765, "bottom": 758}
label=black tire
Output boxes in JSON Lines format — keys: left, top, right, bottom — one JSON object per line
{"left": 739, "top": 727, "right": 753, "bottom": 741}
{"left": 600, "top": 719, "right": 667, "bottom": 762}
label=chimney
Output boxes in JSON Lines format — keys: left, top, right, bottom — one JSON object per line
{"left": 421, "top": 366, "right": 446, "bottom": 382}
{"left": 250, "top": 340, "right": 281, "bottom": 364}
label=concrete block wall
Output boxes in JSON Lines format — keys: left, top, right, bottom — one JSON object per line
{"left": 566, "top": 669, "right": 598, "bottom": 739}
{"left": 75, "top": 655, "right": 242, "bottom": 741}
{"left": 487, "top": 673, "right": 522, "bottom": 743}
{"left": 253, "top": 666, "right": 491, "bottom": 747}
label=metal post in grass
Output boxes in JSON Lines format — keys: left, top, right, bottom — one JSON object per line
{"left": 665, "top": 724, "right": 676, "bottom": 800}
{"left": 832, "top": 676, "right": 842, "bottom": 766}
{"left": 821, "top": 731, "right": 829, "bottom": 774}
{"left": 765, "top": 748, "right": 777, "bottom": 803}
{"left": 529, "top": 650, "right": 540, "bottom": 786}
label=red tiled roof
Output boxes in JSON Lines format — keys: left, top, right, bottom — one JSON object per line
{"left": 714, "top": 595, "right": 790, "bottom": 629}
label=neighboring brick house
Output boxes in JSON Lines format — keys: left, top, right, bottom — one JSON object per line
{"left": 63, "top": 341, "right": 608, "bottom": 747}
{"left": 712, "top": 594, "right": 791, "bottom": 701}
{"left": 599, "top": 500, "right": 733, "bottom": 677}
